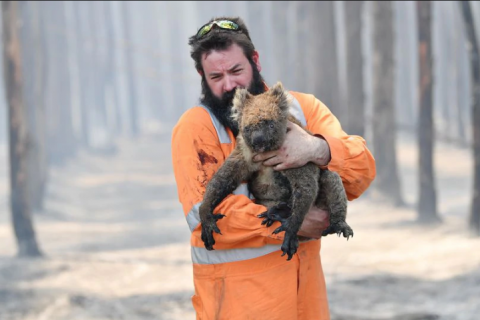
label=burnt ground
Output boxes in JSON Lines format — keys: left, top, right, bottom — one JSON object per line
{"left": 0, "top": 131, "right": 478, "bottom": 320}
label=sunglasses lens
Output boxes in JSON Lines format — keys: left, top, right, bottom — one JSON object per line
{"left": 196, "top": 20, "right": 239, "bottom": 39}
{"left": 197, "top": 24, "right": 212, "bottom": 38}
{"left": 216, "top": 20, "right": 239, "bottom": 30}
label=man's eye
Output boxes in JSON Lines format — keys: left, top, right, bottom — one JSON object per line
{"left": 232, "top": 69, "right": 242, "bottom": 74}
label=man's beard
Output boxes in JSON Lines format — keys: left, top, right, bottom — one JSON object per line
{"left": 200, "top": 61, "right": 266, "bottom": 137}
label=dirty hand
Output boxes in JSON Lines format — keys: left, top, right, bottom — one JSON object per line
{"left": 297, "top": 206, "right": 330, "bottom": 239}
{"left": 252, "top": 121, "right": 331, "bottom": 170}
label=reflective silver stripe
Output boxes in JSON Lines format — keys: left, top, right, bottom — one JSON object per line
{"left": 186, "top": 183, "right": 251, "bottom": 232}
{"left": 186, "top": 202, "right": 201, "bottom": 232}
{"left": 198, "top": 104, "right": 231, "bottom": 144}
{"left": 288, "top": 94, "right": 307, "bottom": 127}
{"left": 192, "top": 244, "right": 282, "bottom": 264}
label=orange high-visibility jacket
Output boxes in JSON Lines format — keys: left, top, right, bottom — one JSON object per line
{"left": 171, "top": 90, "right": 376, "bottom": 320}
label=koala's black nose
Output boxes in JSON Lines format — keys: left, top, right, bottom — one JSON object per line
{"left": 252, "top": 132, "right": 265, "bottom": 146}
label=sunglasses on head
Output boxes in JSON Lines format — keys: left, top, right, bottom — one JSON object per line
{"left": 196, "top": 20, "right": 240, "bottom": 39}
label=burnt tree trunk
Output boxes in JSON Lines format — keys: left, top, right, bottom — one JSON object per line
{"left": 314, "top": 1, "right": 343, "bottom": 119}
{"left": 19, "top": 2, "right": 45, "bottom": 212}
{"left": 416, "top": 1, "right": 440, "bottom": 224}
{"left": 294, "top": 1, "right": 311, "bottom": 91}
{"left": 2, "top": 1, "right": 42, "bottom": 257}
{"left": 371, "top": 1, "right": 404, "bottom": 206}
{"left": 73, "top": 1, "right": 91, "bottom": 148}
{"left": 460, "top": 1, "right": 480, "bottom": 235}
{"left": 88, "top": 1, "right": 109, "bottom": 139}
{"left": 104, "top": 1, "right": 121, "bottom": 135}
{"left": 455, "top": 6, "right": 468, "bottom": 147}
{"left": 31, "top": 2, "right": 48, "bottom": 212}
{"left": 345, "top": 1, "right": 365, "bottom": 136}
{"left": 272, "top": 2, "right": 289, "bottom": 86}
{"left": 21, "top": 2, "right": 48, "bottom": 212}
{"left": 45, "top": 1, "right": 76, "bottom": 165}
{"left": 121, "top": 1, "right": 139, "bottom": 138}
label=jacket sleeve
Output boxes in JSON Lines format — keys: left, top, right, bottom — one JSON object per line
{"left": 171, "top": 108, "right": 284, "bottom": 250}
{"left": 292, "top": 92, "right": 376, "bottom": 201}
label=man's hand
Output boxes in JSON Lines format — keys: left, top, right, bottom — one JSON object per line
{"left": 252, "top": 121, "right": 331, "bottom": 170}
{"left": 297, "top": 206, "right": 330, "bottom": 239}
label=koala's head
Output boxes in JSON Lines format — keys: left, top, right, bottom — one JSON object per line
{"left": 231, "top": 81, "right": 292, "bottom": 153}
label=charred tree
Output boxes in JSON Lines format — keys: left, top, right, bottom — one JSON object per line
{"left": 416, "top": 1, "right": 440, "bottom": 224}
{"left": 294, "top": 1, "right": 311, "bottom": 91}
{"left": 73, "top": 1, "right": 91, "bottom": 148}
{"left": 272, "top": 2, "right": 290, "bottom": 86}
{"left": 314, "top": 1, "right": 343, "bottom": 120}
{"left": 2, "top": 1, "right": 42, "bottom": 257}
{"left": 88, "top": 1, "right": 109, "bottom": 142}
{"left": 371, "top": 1, "right": 404, "bottom": 206}
{"left": 104, "top": 1, "right": 121, "bottom": 135}
{"left": 460, "top": 1, "right": 480, "bottom": 235}
{"left": 121, "top": 1, "right": 139, "bottom": 138}
{"left": 19, "top": 2, "right": 47, "bottom": 212}
{"left": 47, "top": 2, "right": 76, "bottom": 165}
{"left": 30, "top": 2, "right": 48, "bottom": 211}
{"left": 345, "top": 1, "right": 365, "bottom": 136}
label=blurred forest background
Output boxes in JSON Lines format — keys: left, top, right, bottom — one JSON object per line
{"left": 0, "top": 1, "right": 479, "bottom": 320}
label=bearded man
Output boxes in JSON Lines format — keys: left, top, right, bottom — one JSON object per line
{"left": 171, "top": 16, "right": 376, "bottom": 320}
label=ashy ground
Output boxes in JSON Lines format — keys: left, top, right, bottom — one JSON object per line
{"left": 0, "top": 131, "right": 478, "bottom": 320}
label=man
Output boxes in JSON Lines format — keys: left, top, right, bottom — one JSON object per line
{"left": 171, "top": 16, "right": 376, "bottom": 320}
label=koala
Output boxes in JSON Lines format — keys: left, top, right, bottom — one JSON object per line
{"left": 199, "top": 81, "right": 353, "bottom": 260}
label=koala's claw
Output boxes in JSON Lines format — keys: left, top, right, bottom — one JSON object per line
{"left": 322, "top": 222, "right": 354, "bottom": 240}
{"left": 258, "top": 212, "right": 275, "bottom": 227}
{"left": 280, "top": 230, "right": 299, "bottom": 261}
{"left": 258, "top": 202, "right": 292, "bottom": 228}
{"left": 272, "top": 224, "right": 286, "bottom": 235}
{"left": 268, "top": 215, "right": 299, "bottom": 261}
{"left": 200, "top": 213, "right": 226, "bottom": 251}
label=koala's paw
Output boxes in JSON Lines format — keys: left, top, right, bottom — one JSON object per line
{"left": 271, "top": 217, "right": 300, "bottom": 261}
{"left": 322, "top": 221, "right": 354, "bottom": 240}
{"left": 280, "top": 228, "right": 300, "bottom": 261}
{"left": 258, "top": 202, "right": 291, "bottom": 227}
{"left": 201, "top": 213, "right": 226, "bottom": 251}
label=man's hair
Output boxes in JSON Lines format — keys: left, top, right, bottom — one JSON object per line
{"left": 188, "top": 16, "right": 256, "bottom": 73}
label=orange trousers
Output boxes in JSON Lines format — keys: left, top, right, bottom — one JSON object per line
{"left": 191, "top": 240, "right": 330, "bottom": 320}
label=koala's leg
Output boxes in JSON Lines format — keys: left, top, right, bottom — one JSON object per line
{"left": 199, "top": 151, "right": 251, "bottom": 250}
{"left": 273, "top": 168, "right": 319, "bottom": 260}
{"left": 317, "top": 170, "right": 353, "bottom": 239}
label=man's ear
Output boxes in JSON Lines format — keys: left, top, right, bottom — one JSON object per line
{"left": 252, "top": 51, "right": 261, "bottom": 73}
{"left": 197, "top": 69, "right": 204, "bottom": 77}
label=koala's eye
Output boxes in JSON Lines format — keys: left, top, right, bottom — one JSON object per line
{"left": 269, "top": 123, "right": 274, "bottom": 129}
{"left": 244, "top": 127, "right": 250, "bottom": 133}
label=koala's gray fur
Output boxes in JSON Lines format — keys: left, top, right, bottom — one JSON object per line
{"left": 199, "top": 82, "right": 353, "bottom": 260}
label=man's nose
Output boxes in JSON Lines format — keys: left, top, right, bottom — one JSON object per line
{"left": 223, "top": 76, "right": 236, "bottom": 92}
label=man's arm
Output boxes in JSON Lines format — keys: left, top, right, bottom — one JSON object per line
{"left": 252, "top": 92, "right": 376, "bottom": 238}
{"left": 253, "top": 92, "right": 376, "bottom": 201}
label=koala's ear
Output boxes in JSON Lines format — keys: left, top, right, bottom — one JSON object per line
{"left": 270, "top": 81, "right": 285, "bottom": 98}
{"left": 270, "top": 81, "right": 292, "bottom": 113}
{"left": 231, "top": 87, "right": 251, "bottom": 123}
